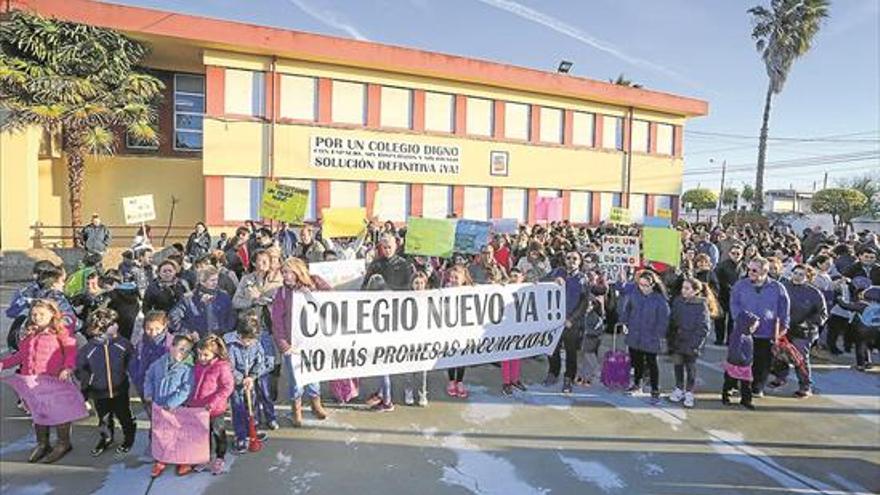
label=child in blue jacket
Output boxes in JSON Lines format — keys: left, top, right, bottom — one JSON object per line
{"left": 224, "top": 314, "right": 269, "bottom": 453}
{"left": 129, "top": 311, "right": 174, "bottom": 416}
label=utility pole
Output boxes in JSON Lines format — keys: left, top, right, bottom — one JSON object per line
{"left": 823, "top": 171, "right": 828, "bottom": 190}
{"left": 716, "top": 160, "right": 727, "bottom": 225}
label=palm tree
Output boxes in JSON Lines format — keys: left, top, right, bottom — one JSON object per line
{"left": 609, "top": 73, "right": 643, "bottom": 89}
{"left": 0, "top": 11, "right": 164, "bottom": 232}
{"left": 748, "top": 0, "right": 829, "bottom": 212}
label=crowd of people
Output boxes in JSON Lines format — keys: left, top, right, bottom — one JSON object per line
{"left": 2, "top": 214, "right": 879, "bottom": 477}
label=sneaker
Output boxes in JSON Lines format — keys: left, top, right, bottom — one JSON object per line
{"left": 267, "top": 420, "right": 280, "bottom": 431}
{"left": 721, "top": 396, "right": 732, "bottom": 406}
{"left": 683, "top": 392, "right": 695, "bottom": 408}
{"left": 794, "top": 389, "right": 812, "bottom": 398}
{"left": 176, "top": 464, "right": 193, "bottom": 476}
{"left": 446, "top": 381, "right": 458, "bottom": 397}
{"left": 404, "top": 388, "right": 415, "bottom": 406}
{"left": 626, "top": 384, "right": 640, "bottom": 395}
{"left": 741, "top": 402, "right": 756, "bottom": 411}
{"left": 211, "top": 457, "right": 225, "bottom": 475}
{"left": 193, "top": 462, "right": 210, "bottom": 473}
{"left": 668, "top": 388, "right": 685, "bottom": 403}
{"left": 752, "top": 389, "right": 764, "bottom": 398}
{"left": 768, "top": 379, "right": 786, "bottom": 389}
{"left": 115, "top": 444, "right": 132, "bottom": 455}
{"left": 512, "top": 381, "right": 528, "bottom": 392}
{"left": 372, "top": 401, "right": 395, "bottom": 412}
{"left": 501, "top": 384, "right": 513, "bottom": 396}
{"left": 542, "top": 373, "right": 558, "bottom": 387}
{"left": 233, "top": 440, "right": 248, "bottom": 454}
{"left": 650, "top": 391, "right": 661, "bottom": 402}
{"left": 417, "top": 394, "right": 429, "bottom": 407}
{"left": 364, "top": 393, "right": 383, "bottom": 407}
{"left": 151, "top": 462, "right": 167, "bottom": 478}
{"left": 91, "top": 437, "right": 113, "bottom": 457}
{"left": 562, "top": 378, "right": 573, "bottom": 394}
{"left": 256, "top": 432, "right": 269, "bottom": 442}
{"left": 456, "top": 382, "right": 469, "bottom": 399}
{"left": 16, "top": 400, "right": 30, "bottom": 413}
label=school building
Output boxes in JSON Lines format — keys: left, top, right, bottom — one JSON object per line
{"left": 0, "top": 0, "right": 708, "bottom": 250}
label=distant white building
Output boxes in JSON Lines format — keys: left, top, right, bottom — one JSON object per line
{"left": 763, "top": 190, "right": 813, "bottom": 214}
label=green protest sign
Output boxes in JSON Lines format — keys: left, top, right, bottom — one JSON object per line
{"left": 609, "top": 206, "right": 631, "bottom": 224}
{"left": 260, "top": 181, "right": 308, "bottom": 224}
{"left": 642, "top": 227, "right": 681, "bottom": 267}
{"left": 405, "top": 218, "right": 456, "bottom": 258}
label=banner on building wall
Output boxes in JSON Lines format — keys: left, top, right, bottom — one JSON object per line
{"left": 322, "top": 207, "right": 367, "bottom": 238}
{"left": 260, "top": 181, "right": 309, "bottom": 224}
{"left": 609, "top": 207, "right": 632, "bottom": 225}
{"left": 405, "top": 217, "right": 456, "bottom": 258}
{"left": 286, "top": 283, "right": 565, "bottom": 383}
{"left": 643, "top": 227, "right": 681, "bottom": 267}
{"left": 535, "top": 197, "right": 563, "bottom": 222}
{"left": 599, "top": 235, "right": 640, "bottom": 280}
{"left": 122, "top": 194, "right": 156, "bottom": 224}
{"left": 310, "top": 135, "right": 461, "bottom": 176}
{"left": 454, "top": 220, "right": 492, "bottom": 254}
{"left": 308, "top": 259, "right": 366, "bottom": 290}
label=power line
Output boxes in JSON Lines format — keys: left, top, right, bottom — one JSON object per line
{"left": 684, "top": 129, "right": 880, "bottom": 143}
{"left": 683, "top": 150, "right": 879, "bottom": 175}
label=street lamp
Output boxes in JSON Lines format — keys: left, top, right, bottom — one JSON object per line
{"left": 557, "top": 60, "right": 573, "bottom": 73}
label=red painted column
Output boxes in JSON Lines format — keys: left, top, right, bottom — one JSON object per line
{"left": 648, "top": 122, "right": 658, "bottom": 154}
{"left": 622, "top": 116, "right": 631, "bottom": 152}
{"left": 561, "top": 190, "right": 571, "bottom": 221}
{"left": 491, "top": 187, "right": 503, "bottom": 219}
{"left": 527, "top": 189, "right": 538, "bottom": 224}
{"left": 593, "top": 114, "right": 604, "bottom": 149}
{"left": 493, "top": 101, "right": 505, "bottom": 139}
{"left": 364, "top": 181, "right": 379, "bottom": 219}
{"left": 452, "top": 186, "right": 465, "bottom": 218}
{"left": 412, "top": 89, "right": 426, "bottom": 132}
{"left": 529, "top": 105, "right": 541, "bottom": 143}
{"left": 645, "top": 194, "right": 656, "bottom": 216}
{"left": 673, "top": 125, "right": 684, "bottom": 157}
{"left": 410, "top": 184, "right": 424, "bottom": 217}
{"left": 317, "top": 78, "right": 333, "bottom": 124}
{"left": 590, "top": 192, "right": 601, "bottom": 225}
{"left": 204, "top": 176, "right": 225, "bottom": 226}
{"left": 316, "top": 180, "right": 331, "bottom": 219}
{"left": 367, "top": 84, "right": 381, "bottom": 128}
{"left": 264, "top": 71, "right": 275, "bottom": 120}
{"left": 671, "top": 195, "right": 681, "bottom": 222}
{"left": 205, "top": 66, "right": 225, "bottom": 118}
{"left": 563, "top": 110, "right": 574, "bottom": 145}
{"left": 454, "top": 95, "right": 467, "bottom": 136}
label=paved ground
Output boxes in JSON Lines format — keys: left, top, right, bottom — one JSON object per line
{"left": 1, "top": 283, "right": 878, "bottom": 495}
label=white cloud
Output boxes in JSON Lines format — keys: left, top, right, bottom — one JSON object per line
{"left": 287, "top": 0, "right": 369, "bottom": 41}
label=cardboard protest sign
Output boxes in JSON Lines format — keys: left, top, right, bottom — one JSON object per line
{"left": 491, "top": 218, "right": 519, "bottom": 234}
{"left": 151, "top": 405, "right": 210, "bottom": 465}
{"left": 599, "top": 235, "right": 640, "bottom": 280}
{"left": 404, "top": 217, "right": 456, "bottom": 258}
{"left": 535, "top": 197, "right": 563, "bottom": 222}
{"left": 655, "top": 207, "right": 672, "bottom": 220}
{"left": 609, "top": 207, "right": 631, "bottom": 224}
{"left": 643, "top": 227, "right": 681, "bottom": 267}
{"left": 287, "top": 283, "right": 565, "bottom": 383}
{"left": 1, "top": 375, "right": 89, "bottom": 426}
{"left": 454, "top": 220, "right": 492, "bottom": 254}
{"left": 322, "top": 207, "right": 367, "bottom": 238}
{"left": 260, "top": 181, "right": 309, "bottom": 224}
{"left": 308, "top": 259, "right": 366, "bottom": 290}
{"left": 122, "top": 194, "right": 156, "bottom": 224}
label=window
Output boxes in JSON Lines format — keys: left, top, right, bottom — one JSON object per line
{"left": 539, "top": 107, "right": 563, "bottom": 144}
{"left": 463, "top": 186, "right": 490, "bottom": 221}
{"left": 331, "top": 80, "right": 366, "bottom": 125}
{"left": 126, "top": 134, "right": 158, "bottom": 150}
{"left": 631, "top": 120, "right": 649, "bottom": 153}
{"left": 466, "top": 97, "right": 493, "bottom": 137}
{"left": 502, "top": 188, "right": 527, "bottom": 222}
{"left": 423, "top": 185, "right": 453, "bottom": 219}
{"left": 571, "top": 111, "right": 594, "bottom": 147}
{"left": 504, "top": 102, "right": 529, "bottom": 140}
{"left": 656, "top": 123, "right": 674, "bottom": 155}
{"left": 602, "top": 116, "right": 623, "bottom": 150}
{"left": 424, "top": 92, "right": 454, "bottom": 133}
{"left": 569, "top": 191, "right": 592, "bottom": 223}
{"left": 224, "top": 69, "right": 264, "bottom": 117}
{"left": 174, "top": 73, "right": 205, "bottom": 152}
{"left": 280, "top": 74, "right": 317, "bottom": 121}
{"left": 380, "top": 86, "right": 412, "bottom": 129}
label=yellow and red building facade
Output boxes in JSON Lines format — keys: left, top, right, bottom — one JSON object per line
{"left": 0, "top": 0, "right": 708, "bottom": 250}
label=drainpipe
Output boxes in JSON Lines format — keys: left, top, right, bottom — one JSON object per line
{"left": 624, "top": 106, "right": 634, "bottom": 209}
{"left": 268, "top": 56, "right": 277, "bottom": 181}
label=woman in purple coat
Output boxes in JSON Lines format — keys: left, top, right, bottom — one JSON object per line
{"left": 619, "top": 271, "right": 670, "bottom": 400}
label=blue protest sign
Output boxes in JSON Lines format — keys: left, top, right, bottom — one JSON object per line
{"left": 454, "top": 220, "right": 492, "bottom": 254}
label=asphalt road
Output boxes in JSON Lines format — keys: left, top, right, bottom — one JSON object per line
{"left": 1, "top": 283, "right": 878, "bottom": 495}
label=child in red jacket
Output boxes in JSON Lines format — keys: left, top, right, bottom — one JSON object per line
{"left": 0, "top": 299, "right": 77, "bottom": 464}
{"left": 184, "top": 334, "right": 233, "bottom": 476}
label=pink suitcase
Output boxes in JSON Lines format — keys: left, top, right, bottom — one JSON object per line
{"left": 601, "top": 324, "right": 631, "bottom": 390}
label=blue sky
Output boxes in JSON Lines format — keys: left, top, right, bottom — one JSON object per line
{"left": 107, "top": 0, "right": 879, "bottom": 193}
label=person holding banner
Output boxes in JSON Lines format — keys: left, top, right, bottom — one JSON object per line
{"left": 403, "top": 271, "right": 431, "bottom": 406}
{"left": 362, "top": 235, "right": 414, "bottom": 291}
{"left": 444, "top": 265, "right": 474, "bottom": 399}
{"left": 515, "top": 241, "right": 551, "bottom": 283}
{"left": 271, "top": 257, "right": 331, "bottom": 427}
{"left": 501, "top": 268, "right": 528, "bottom": 395}
{"left": 0, "top": 299, "right": 78, "bottom": 464}
{"left": 130, "top": 311, "right": 174, "bottom": 418}
{"left": 543, "top": 251, "right": 592, "bottom": 394}
{"left": 184, "top": 335, "right": 234, "bottom": 476}
{"left": 619, "top": 271, "right": 671, "bottom": 401}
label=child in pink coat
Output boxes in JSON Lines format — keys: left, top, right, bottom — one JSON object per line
{"left": 184, "top": 334, "right": 234, "bottom": 476}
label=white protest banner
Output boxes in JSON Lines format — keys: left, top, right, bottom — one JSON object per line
{"left": 311, "top": 134, "right": 461, "bottom": 177}
{"left": 599, "top": 235, "right": 640, "bottom": 280}
{"left": 308, "top": 259, "right": 366, "bottom": 290}
{"left": 288, "top": 283, "right": 566, "bottom": 383}
{"left": 122, "top": 194, "right": 156, "bottom": 224}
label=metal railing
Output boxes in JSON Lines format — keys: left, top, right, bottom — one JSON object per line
{"left": 29, "top": 222, "right": 194, "bottom": 249}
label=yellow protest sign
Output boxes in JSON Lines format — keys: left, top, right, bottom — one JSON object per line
{"left": 260, "top": 181, "right": 308, "bottom": 224}
{"left": 322, "top": 207, "right": 367, "bottom": 238}
{"left": 609, "top": 206, "right": 631, "bottom": 224}
{"left": 656, "top": 207, "right": 672, "bottom": 220}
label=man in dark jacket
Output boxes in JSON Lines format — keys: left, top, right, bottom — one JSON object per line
{"left": 775, "top": 265, "right": 827, "bottom": 397}
{"left": 80, "top": 213, "right": 112, "bottom": 258}
{"left": 715, "top": 243, "right": 745, "bottom": 344}
{"left": 362, "top": 235, "right": 414, "bottom": 291}
{"left": 843, "top": 247, "right": 880, "bottom": 286}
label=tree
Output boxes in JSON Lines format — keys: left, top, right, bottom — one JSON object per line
{"left": 681, "top": 188, "right": 718, "bottom": 222}
{"left": 836, "top": 173, "right": 879, "bottom": 214}
{"left": 0, "top": 11, "right": 163, "bottom": 231}
{"left": 811, "top": 188, "right": 868, "bottom": 225}
{"left": 721, "top": 188, "right": 740, "bottom": 207}
{"left": 748, "top": 0, "right": 829, "bottom": 212}
{"left": 741, "top": 183, "right": 756, "bottom": 207}
{"left": 609, "top": 73, "right": 643, "bottom": 89}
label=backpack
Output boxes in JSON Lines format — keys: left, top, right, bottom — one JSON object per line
{"left": 860, "top": 302, "right": 880, "bottom": 328}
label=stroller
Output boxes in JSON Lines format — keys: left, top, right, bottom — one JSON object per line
{"left": 601, "top": 323, "right": 631, "bottom": 390}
